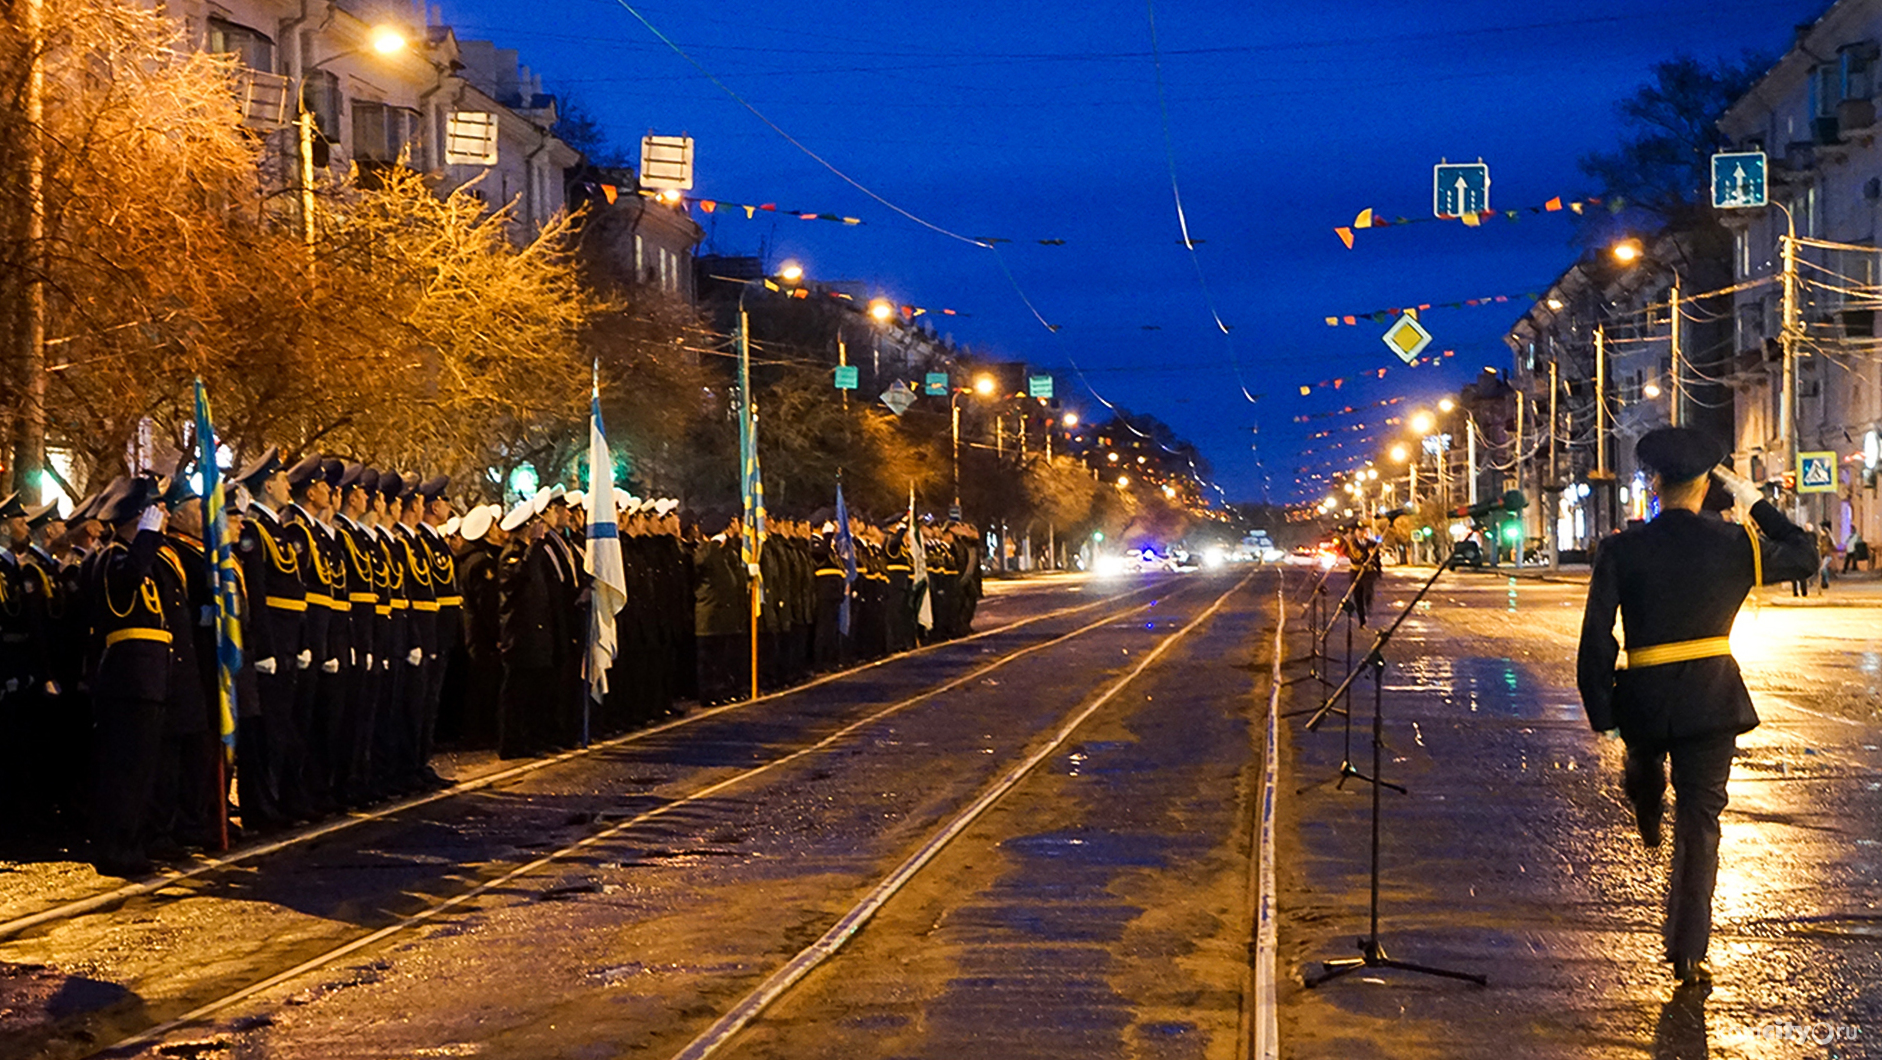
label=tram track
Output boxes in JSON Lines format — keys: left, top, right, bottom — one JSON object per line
{"left": 0, "top": 576, "right": 1165, "bottom": 945}
{"left": 5, "top": 574, "right": 1228, "bottom": 1059}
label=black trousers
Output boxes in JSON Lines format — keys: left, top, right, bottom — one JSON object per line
{"left": 498, "top": 663, "right": 555, "bottom": 758}
{"left": 696, "top": 633, "right": 749, "bottom": 705}
{"left": 255, "top": 668, "right": 308, "bottom": 819}
{"left": 90, "top": 693, "right": 164, "bottom": 868}
{"left": 1625, "top": 734, "right": 1736, "bottom": 964}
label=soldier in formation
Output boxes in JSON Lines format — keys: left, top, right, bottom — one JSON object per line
{"left": 0, "top": 462, "right": 986, "bottom": 876}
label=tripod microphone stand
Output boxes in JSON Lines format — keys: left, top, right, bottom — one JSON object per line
{"left": 1301, "top": 545, "right": 1487, "bottom": 989}
{"left": 1279, "top": 562, "right": 1337, "bottom": 691}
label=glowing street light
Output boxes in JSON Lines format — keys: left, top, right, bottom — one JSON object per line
{"left": 1107, "top": 451, "right": 1120, "bottom": 462}
{"left": 1410, "top": 410, "right": 1435, "bottom": 434}
{"left": 1390, "top": 444, "right": 1409, "bottom": 462}
{"left": 868, "top": 299, "right": 895, "bottom": 323}
{"left": 1117, "top": 476, "right": 1131, "bottom": 488}
{"left": 1437, "top": 397, "right": 1456, "bottom": 413}
{"left": 1643, "top": 382, "right": 1662, "bottom": 399}
{"left": 1062, "top": 412, "right": 1079, "bottom": 428}
{"left": 974, "top": 374, "right": 996, "bottom": 396}
{"left": 370, "top": 24, "right": 408, "bottom": 55}
{"left": 1612, "top": 239, "right": 1643, "bottom": 265}
{"left": 777, "top": 261, "right": 804, "bottom": 283}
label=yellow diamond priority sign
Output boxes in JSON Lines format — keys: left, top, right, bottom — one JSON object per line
{"left": 1382, "top": 313, "right": 1432, "bottom": 365}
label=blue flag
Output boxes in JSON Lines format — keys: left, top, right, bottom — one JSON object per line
{"left": 834, "top": 480, "right": 856, "bottom": 636}
{"left": 193, "top": 379, "right": 242, "bottom": 762}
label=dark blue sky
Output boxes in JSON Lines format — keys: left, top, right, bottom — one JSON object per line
{"left": 439, "top": 0, "right": 1828, "bottom": 503}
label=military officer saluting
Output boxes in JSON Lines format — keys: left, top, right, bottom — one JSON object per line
{"left": 1577, "top": 427, "right": 1820, "bottom": 985}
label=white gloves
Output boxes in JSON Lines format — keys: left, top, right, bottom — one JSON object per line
{"left": 349, "top": 648, "right": 356, "bottom": 666}
{"left": 1711, "top": 466, "right": 1763, "bottom": 508}
{"left": 365, "top": 653, "right": 374, "bottom": 669}
{"left": 321, "top": 658, "right": 340, "bottom": 673}
{"left": 137, "top": 506, "right": 166, "bottom": 534}
{"left": 406, "top": 647, "right": 424, "bottom": 666}
{"left": 255, "top": 657, "right": 277, "bottom": 675}
{"left": 295, "top": 649, "right": 313, "bottom": 670}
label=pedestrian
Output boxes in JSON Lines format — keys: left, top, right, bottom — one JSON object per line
{"left": 1576, "top": 427, "right": 1819, "bottom": 985}
{"left": 1846, "top": 528, "right": 1869, "bottom": 573}
{"left": 1817, "top": 521, "right": 1835, "bottom": 591}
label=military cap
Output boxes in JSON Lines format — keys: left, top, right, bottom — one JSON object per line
{"left": 546, "top": 484, "right": 568, "bottom": 506}
{"left": 231, "top": 446, "right": 282, "bottom": 490}
{"left": 531, "top": 485, "right": 556, "bottom": 516}
{"left": 163, "top": 474, "right": 202, "bottom": 507}
{"left": 1635, "top": 427, "right": 1725, "bottom": 483}
{"left": 417, "top": 475, "right": 449, "bottom": 501}
{"left": 377, "top": 470, "right": 404, "bottom": 499}
{"left": 67, "top": 491, "right": 103, "bottom": 523}
{"left": 355, "top": 467, "right": 381, "bottom": 494}
{"left": 0, "top": 492, "right": 24, "bottom": 520}
{"left": 25, "top": 499, "right": 62, "bottom": 530}
{"left": 337, "top": 462, "right": 367, "bottom": 491}
{"left": 654, "top": 499, "right": 679, "bottom": 517}
{"left": 396, "top": 474, "right": 420, "bottom": 502}
{"left": 460, "top": 505, "right": 497, "bottom": 542}
{"left": 499, "top": 497, "right": 537, "bottom": 532}
{"left": 442, "top": 515, "right": 461, "bottom": 537}
{"left": 285, "top": 454, "right": 325, "bottom": 490}
{"left": 564, "top": 489, "right": 586, "bottom": 510}
{"left": 320, "top": 458, "right": 346, "bottom": 488}
{"left": 99, "top": 474, "right": 164, "bottom": 524}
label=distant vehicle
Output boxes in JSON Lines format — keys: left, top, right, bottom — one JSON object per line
{"left": 1447, "top": 540, "right": 1484, "bottom": 569}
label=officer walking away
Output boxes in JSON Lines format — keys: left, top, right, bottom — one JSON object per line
{"left": 1576, "top": 427, "right": 1819, "bottom": 985}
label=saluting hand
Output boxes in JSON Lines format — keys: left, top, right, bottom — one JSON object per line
{"left": 1710, "top": 465, "right": 1764, "bottom": 509}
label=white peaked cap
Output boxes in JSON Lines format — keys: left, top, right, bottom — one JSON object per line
{"left": 531, "top": 485, "right": 555, "bottom": 516}
{"left": 565, "top": 489, "right": 586, "bottom": 509}
{"left": 459, "top": 505, "right": 496, "bottom": 542}
{"left": 442, "top": 515, "right": 461, "bottom": 537}
{"left": 654, "top": 498, "right": 679, "bottom": 516}
{"left": 501, "top": 498, "right": 537, "bottom": 532}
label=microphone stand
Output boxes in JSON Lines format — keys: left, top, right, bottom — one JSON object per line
{"left": 1301, "top": 541, "right": 1487, "bottom": 989}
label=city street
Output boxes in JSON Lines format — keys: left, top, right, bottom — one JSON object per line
{"left": 0, "top": 571, "right": 1274, "bottom": 1060}
{"left": 1277, "top": 566, "right": 1882, "bottom": 1059}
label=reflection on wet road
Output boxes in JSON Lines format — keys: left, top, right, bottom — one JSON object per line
{"left": 1278, "top": 568, "right": 1882, "bottom": 1060}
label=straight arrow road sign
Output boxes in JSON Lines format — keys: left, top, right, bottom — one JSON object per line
{"left": 1434, "top": 162, "right": 1490, "bottom": 218}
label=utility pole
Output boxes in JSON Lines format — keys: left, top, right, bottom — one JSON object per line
{"left": 1547, "top": 357, "right": 1559, "bottom": 572}
{"left": 1778, "top": 223, "right": 1801, "bottom": 515}
{"left": 1466, "top": 417, "right": 1478, "bottom": 506}
{"left": 11, "top": 0, "right": 48, "bottom": 503}
{"left": 1669, "top": 280, "right": 1682, "bottom": 428}
{"left": 1594, "top": 325, "right": 1608, "bottom": 477}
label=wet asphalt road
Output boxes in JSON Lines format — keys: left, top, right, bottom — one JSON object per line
{"left": 0, "top": 570, "right": 1274, "bottom": 1060}
{"left": 1277, "top": 567, "right": 1882, "bottom": 1060}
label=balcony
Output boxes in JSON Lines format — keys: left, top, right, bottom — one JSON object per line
{"left": 235, "top": 68, "right": 292, "bottom": 130}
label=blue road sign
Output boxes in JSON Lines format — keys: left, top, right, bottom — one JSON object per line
{"left": 1434, "top": 162, "right": 1490, "bottom": 218}
{"left": 834, "top": 365, "right": 859, "bottom": 390}
{"left": 924, "top": 371, "right": 949, "bottom": 396}
{"left": 1711, "top": 151, "right": 1767, "bottom": 210}
{"left": 1028, "top": 375, "right": 1054, "bottom": 399}
{"left": 1798, "top": 451, "right": 1837, "bottom": 493}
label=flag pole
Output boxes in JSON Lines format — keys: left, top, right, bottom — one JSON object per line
{"left": 740, "top": 296, "right": 761, "bottom": 702}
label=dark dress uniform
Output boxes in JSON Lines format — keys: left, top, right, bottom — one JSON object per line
{"left": 456, "top": 535, "right": 504, "bottom": 747}
{"left": 392, "top": 521, "right": 438, "bottom": 785}
{"left": 335, "top": 513, "right": 384, "bottom": 804}
{"left": 1577, "top": 429, "right": 1819, "bottom": 975}
{"left": 281, "top": 501, "right": 339, "bottom": 814}
{"left": 236, "top": 500, "right": 308, "bottom": 825}
{"left": 811, "top": 531, "right": 847, "bottom": 671}
{"left": 883, "top": 530, "right": 915, "bottom": 655}
{"left": 1, "top": 531, "right": 61, "bottom": 847}
{"left": 692, "top": 533, "right": 749, "bottom": 704}
{"left": 498, "top": 529, "right": 561, "bottom": 757}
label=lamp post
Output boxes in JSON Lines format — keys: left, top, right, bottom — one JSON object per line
{"left": 299, "top": 25, "right": 410, "bottom": 247}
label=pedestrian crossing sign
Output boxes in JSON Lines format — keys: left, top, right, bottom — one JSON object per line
{"left": 1797, "top": 451, "right": 1838, "bottom": 493}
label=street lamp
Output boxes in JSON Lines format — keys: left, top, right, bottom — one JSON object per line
{"left": 868, "top": 299, "right": 895, "bottom": 323}
{"left": 1437, "top": 397, "right": 1456, "bottom": 413}
{"left": 1611, "top": 239, "right": 1643, "bottom": 265}
{"left": 1062, "top": 412, "right": 1079, "bottom": 428}
{"left": 369, "top": 24, "right": 407, "bottom": 55}
{"left": 973, "top": 374, "right": 996, "bottom": 396}
{"left": 299, "top": 26, "right": 410, "bottom": 247}
{"left": 1409, "top": 410, "right": 1435, "bottom": 434}
{"left": 777, "top": 260, "right": 804, "bottom": 283}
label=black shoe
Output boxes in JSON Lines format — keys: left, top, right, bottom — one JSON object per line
{"left": 1637, "top": 810, "right": 1663, "bottom": 848}
{"left": 1673, "top": 958, "right": 1712, "bottom": 985}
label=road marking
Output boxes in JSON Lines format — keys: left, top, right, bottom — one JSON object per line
{"left": 1247, "top": 578, "right": 1283, "bottom": 1060}
{"left": 96, "top": 578, "right": 1213, "bottom": 1056}
{"left": 0, "top": 578, "right": 1168, "bottom": 942}
{"left": 667, "top": 574, "right": 1254, "bottom": 1060}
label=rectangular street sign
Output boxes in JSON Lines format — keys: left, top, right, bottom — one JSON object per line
{"left": 1711, "top": 151, "right": 1767, "bottom": 209}
{"left": 1798, "top": 451, "right": 1838, "bottom": 493}
{"left": 1028, "top": 375, "right": 1054, "bottom": 399}
{"left": 834, "top": 365, "right": 859, "bottom": 390}
{"left": 1434, "top": 162, "right": 1490, "bottom": 218}
{"left": 924, "top": 372, "right": 949, "bottom": 396}
{"left": 640, "top": 135, "right": 695, "bottom": 190}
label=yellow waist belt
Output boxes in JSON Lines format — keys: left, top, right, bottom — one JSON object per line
{"left": 1624, "top": 636, "right": 1732, "bottom": 669}
{"left": 105, "top": 627, "right": 172, "bottom": 647}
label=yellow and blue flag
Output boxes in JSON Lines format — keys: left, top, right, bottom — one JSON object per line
{"left": 193, "top": 379, "right": 241, "bottom": 761}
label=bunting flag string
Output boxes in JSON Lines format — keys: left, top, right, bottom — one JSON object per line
{"left": 1334, "top": 194, "right": 1627, "bottom": 249}
{"left": 1291, "top": 397, "right": 1404, "bottom": 423}
{"left": 1292, "top": 356, "right": 1452, "bottom": 397}
{"left": 757, "top": 278, "right": 970, "bottom": 320}
{"left": 1304, "top": 419, "right": 1399, "bottom": 441}
{"left": 579, "top": 184, "right": 1070, "bottom": 245}
{"left": 1324, "top": 292, "right": 1540, "bottom": 327}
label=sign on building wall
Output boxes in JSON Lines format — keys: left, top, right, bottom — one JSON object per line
{"left": 445, "top": 111, "right": 499, "bottom": 165}
{"left": 641, "top": 135, "right": 695, "bottom": 190}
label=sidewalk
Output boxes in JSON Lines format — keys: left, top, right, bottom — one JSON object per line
{"left": 1393, "top": 561, "right": 1882, "bottom": 605}
{"left": 1271, "top": 573, "right": 1882, "bottom": 1059}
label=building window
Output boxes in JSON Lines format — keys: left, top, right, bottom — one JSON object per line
{"left": 207, "top": 18, "right": 274, "bottom": 73}
{"left": 1843, "top": 43, "right": 1878, "bottom": 100}
{"left": 351, "top": 101, "right": 421, "bottom": 163}
{"left": 301, "top": 69, "right": 342, "bottom": 142}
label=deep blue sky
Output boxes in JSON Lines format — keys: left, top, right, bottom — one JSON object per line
{"left": 438, "top": 0, "right": 1828, "bottom": 504}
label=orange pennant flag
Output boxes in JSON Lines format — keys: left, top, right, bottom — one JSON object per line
{"left": 1342, "top": 315, "right": 1357, "bottom": 326}
{"left": 601, "top": 184, "right": 618, "bottom": 205}
{"left": 700, "top": 200, "right": 717, "bottom": 213}
{"left": 1544, "top": 197, "right": 1563, "bottom": 212}
{"left": 1335, "top": 227, "right": 1355, "bottom": 249}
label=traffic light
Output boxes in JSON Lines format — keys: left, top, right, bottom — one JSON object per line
{"left": 1500, "top": 518, "right": 1522, "bottom": 544}
{"left": 1781, "top": 470, "right": 1797, "bottom": 491}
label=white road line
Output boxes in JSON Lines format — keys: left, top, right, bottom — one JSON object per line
{"left": 98, "top": 581, "right": 1202, "bottom": 1057}
{"left": 0, "top": 579, "right": 1166, "bottom": 942}
{"left": 666, "top": 573, "right": 1254, "bottom": 1060}
{"left": 1247, "top": 579, "right": 1283, "bottom": 1060}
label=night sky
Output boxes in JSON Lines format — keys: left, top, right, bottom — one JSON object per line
{"left": 436, "top": 0, "right": 1828, "bottom": 504}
